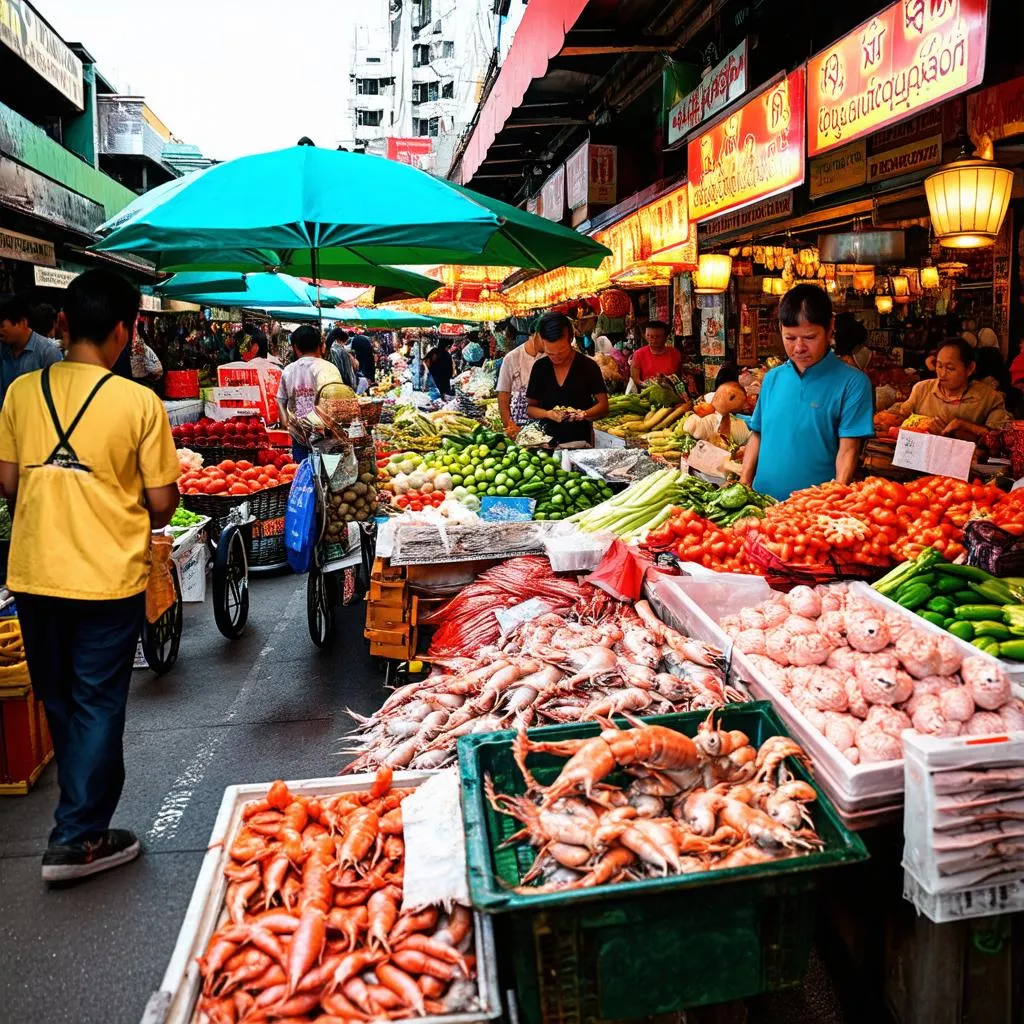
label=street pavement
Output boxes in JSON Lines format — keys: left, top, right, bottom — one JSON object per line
{"left": 0, "top": 572, "right": 384, "bottom": 1024}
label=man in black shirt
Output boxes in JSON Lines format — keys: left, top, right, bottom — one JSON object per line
{"left": 526, "top": 312, "right": 608, "bottom": 445}
{"left": 348, "top": 332, "right": 376, "bottom": 383}
{"left": 425, "top": 337, "right": 454, "bottom": 397}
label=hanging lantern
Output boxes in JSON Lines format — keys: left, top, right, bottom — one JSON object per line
{"left": 852, "top": 268, "right": 875, "bottom": 293}
{"left": 693, "top": 254, "right": 732, "bottom": 294}
{"left": 761, "top": 278, "right": 775, "bottom": 295}
{"left": 875, "top": 295, "right": 894, "bottom": 314}
{"left": 599, "top": 289, "right": 631, "bottom": 318}
{"left": 924, "top": 147, "right": 1013, "bottom": 249}
{"left": 890, "top": 274, "right": 910, "bottom": 303}
{"left": 920, "top": 265, "right": 940, "bottom": 289}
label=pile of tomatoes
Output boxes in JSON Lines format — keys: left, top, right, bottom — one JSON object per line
{"left": 172, "top": 416, "right": 269, "bottom": 449}
{"left": 179, "top": 458, "right": 298, "bottom": 497}
{"left": 645, "top": 475, "right": 1019, "bottom": 575}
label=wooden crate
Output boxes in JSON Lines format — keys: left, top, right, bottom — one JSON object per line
{"left": 366, "top": 595, "right": 418, "bottom": 631}
{"left": 0, "top": 683, "right": 53, "bottom": 795}
{"left": 368, "top": 577, "right": 409, "bottom": 606}
{"left": 373, "top": 557, "right": 406, "bottom": 582}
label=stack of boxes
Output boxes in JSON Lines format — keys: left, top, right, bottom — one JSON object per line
{"left": 365, "top": 558, "right": 419, "bottom": 661}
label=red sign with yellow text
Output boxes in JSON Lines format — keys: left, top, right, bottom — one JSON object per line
{"left": 688, "top": 68, "right": 806, "bottom": 224}
{"left": 808, "top": 0, "right": 988, "bottom": 157}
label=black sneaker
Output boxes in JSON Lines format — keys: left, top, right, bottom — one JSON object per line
{"left": 42, "top": 829, "right": 141, "bottom": 883}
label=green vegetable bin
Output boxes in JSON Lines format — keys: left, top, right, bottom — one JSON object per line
{"left": 457, "top": 704, "right": 868, "bottom": 1024}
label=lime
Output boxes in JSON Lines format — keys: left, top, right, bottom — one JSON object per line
{"left": 495, "top": 473, "right": 508, "bottom": 486}
{"left": 496, "top": 485, "right": 509, "bottom": 496}
{"left": 543, "top": 465, "right": 556, "bottom": 477}
{"left": 483, "top": 457, "right": 497, "bottom": 469}
{"left": 550, "top": 494, "right": 565, "bottom": 508}
{"left": 477, "top": 446, "right": 490, "bottom": 457}
{"left": 534, "top": 512, "right": 548, "bottom": 521}
{"left": 451, "top": 474, "right": 463, "bottom": 486}
{"left": 523, "top": 466, "right": 536, "bottom": 480}
{"left": 507, "top": 467, "right": 522, "bottom": 482}
{"left": 485, "top": 469, "right": 497, "bottom": 482}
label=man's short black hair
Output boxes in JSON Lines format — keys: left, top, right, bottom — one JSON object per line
{"left": 64, "top": 269, "right": 140, "bottom": 343}
{"left": 29, "top": 303, "right": 57, "bottom": 336}
{"left": 645, "top": 320, "right": 669, "bottom": 334}
{"left": 779, "top": 284, "right": 833, "bottom": 329}
{"left": 0, "top": 295, "right": 31, "bottom": 325}
{"left": 537, "top": 311, "right": 573, "bottom": 343}
{"left": 326, "top": 327, "right": 348, "bottom": 345}
{"left": 291, "top": 324, "right": 322, "bottom": 354}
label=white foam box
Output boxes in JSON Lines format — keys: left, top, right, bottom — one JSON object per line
{"left": 140, "top": 771, "right": 501, "bottom": 1024}
{"left": 902, "top": 730, "right": 1024, "bottom": 896}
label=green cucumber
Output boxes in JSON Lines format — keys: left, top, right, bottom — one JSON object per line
{"left": 955, "top": 605, "right": 1009, "bottom": 621}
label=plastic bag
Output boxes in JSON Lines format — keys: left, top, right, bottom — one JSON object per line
{"left": 964, "top": 519, "right": 1024, "bottom": 576}
{"left": 584, "top": 538, "right": 653, "bottom": 602}
{"left": 284, "top": 458, "right": 318, "bottom": 573}
{"left": 146, "top": 533, "right": 176, "bottom": 623}
{"left": 544, "top": 529, "right": 614, "bottom": 573}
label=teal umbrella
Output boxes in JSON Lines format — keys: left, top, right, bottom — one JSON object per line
{"left": 94, "top": 144, "right": 610, "bottom": 274}
{"left": 264, "top": 306, "right": 461, "bottom": 329}
{"left": 155, "top": 272, "right": 344, "bottom": 308}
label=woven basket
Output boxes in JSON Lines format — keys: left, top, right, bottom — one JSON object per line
{"left": 745, "top": 534, "right": 876, "bottom": 590}
{"left": 180, "top": 492, "right": 249, "bottom": 538}
{"left": 179, "top": 443, "right": 261, "bottom": 467}
{"left": 250, "top": 515, "right": 288, "bottom": 568}
{"left": 248, "top": 482, "right": 291, "bottom": 520}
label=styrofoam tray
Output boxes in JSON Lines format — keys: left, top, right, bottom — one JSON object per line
{"left": 903, "top": 868, "right": 1024, "bottom": 924}
{"left": 140, "top": 771, "right": 501, "bottom": 1024}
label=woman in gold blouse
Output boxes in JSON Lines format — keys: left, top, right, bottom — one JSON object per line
{"left": 886, "top": 339, "right": 1011, "bottom": 439}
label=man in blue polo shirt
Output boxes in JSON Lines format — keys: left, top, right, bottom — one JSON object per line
{"left": 0, "top": 296, "right": 61, "bottom": 406}
{"left": 740, "top": 285, "right": 874, "bottom": 501}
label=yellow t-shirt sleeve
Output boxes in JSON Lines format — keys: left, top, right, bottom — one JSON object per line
{"left": 138, "top": 395, "right": 180, "bottom": 488}
{"left": 0, "top": 390, "right": 18, "bottom": 463}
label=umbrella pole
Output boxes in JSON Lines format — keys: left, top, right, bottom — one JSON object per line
{"left": 311, "top": 246, "right": 323, "bottom": 336}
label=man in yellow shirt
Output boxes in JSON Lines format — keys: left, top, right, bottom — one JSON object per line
{"left": 0, "top": 269, "right": 180, "bottom": 884}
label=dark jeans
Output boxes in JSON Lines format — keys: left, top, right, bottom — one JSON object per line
{"left": 16, "top": 592, "right": 145, "bottom": 846}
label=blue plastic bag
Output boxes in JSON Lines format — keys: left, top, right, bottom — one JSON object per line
{"left": 284, "top": 458, "right": 318, "bottom": 573}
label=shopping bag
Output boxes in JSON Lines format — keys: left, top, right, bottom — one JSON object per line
{"left": 146, "top": 533, "right": 177, "bottom": 623}
{"left": 284, "top": 458, "right": 318, "bottom": 573}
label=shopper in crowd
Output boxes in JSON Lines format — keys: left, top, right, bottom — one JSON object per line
{"left": 326, "top": 328, "right": 359, "bottom": 389}
{"left": 497, "top": 326, "right": 543, "bottom": 439}
{"left": 527, "top": 311, "right": 608, "bottom": 447}
{"left": 594, "top": 335, "right": 629, "bottom": 379}
{"left": 0, "top": 269, "right": 179, "bottom": 882}
{"left": 629, "top": 320, "right": 682, "bottom": 386}
{"left": 219, "top": 329, "right": 240, "bottom": 364}
{"left": 462, "top": 341, "right": 485, "bottom": 368}
{"left": 275, "top": 325, "right": 342, "bottom": 461}
{"left": 130, "top": 336, "right": 164, "bottom": 390}
{"left": 834, "top": 313, "right": 872, "bottom": 371}
{"left": 740, "top": 285, "right": 874, "bottom": 501}
{"left": 683, "top": 381, "right": 751, "bottom": 446}
{"left": 424, "top": 337, "right": 455, "bottom": 397}
{"left": 884, "top": 338, "right": 1012, "bottom": 439}
{"left": 347, "top": 330, "right": 376, "bottom": 384}
{"left": 974, "top": 345, "right": 1018, "bottom": 410}
{"left": 1009, "top": 336, "right": 1024, "bottom": 390}
{"left": 29, "top": 303, "right": 58, "bottom": 341}
{"left": 0, "top": 296, "right": 62, "bottom": 406}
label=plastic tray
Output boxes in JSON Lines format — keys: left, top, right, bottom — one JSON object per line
{"left": 903, "top": 868, "right": 1024, "bottom": 924}
{"left": 140, "top": 771, "right": 501, "bottom": 1024}
{"left": 457, "top": 704, "right": 867, "bottom": 1024}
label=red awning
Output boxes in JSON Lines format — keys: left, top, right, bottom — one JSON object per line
{"left": 458, "top": 0, "right": 590, "bottom": 185}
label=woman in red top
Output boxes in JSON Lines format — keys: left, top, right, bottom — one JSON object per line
{"left": 629, "top": 320, "right": 682, "bottom": 386}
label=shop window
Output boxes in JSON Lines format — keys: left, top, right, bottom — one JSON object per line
{"left": 413, "top": 44, "right": 430, "bottom": 67}
{"left": 356, "top": 79, "right": 379, "bottom": 95}
{"left": 357, "top": 109, "right": 383, "bottom": 127}
{"left": 414, "top": 0, "right": 432, "bottom": 29}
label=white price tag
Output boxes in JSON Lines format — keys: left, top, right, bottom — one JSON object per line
{"left": 214, "top": 385, "right": 261, "bottom": 402}
{"left": 684, "top": 439, "right": 729, "bottom": 477}
{"left": 891, "top": 429, "right": 975, "bottom": 481}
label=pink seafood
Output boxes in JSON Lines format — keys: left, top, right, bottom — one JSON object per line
{"left": 733, "top": 629, "right": 768, "bottom": 657}
{"left": 823, "top": 712, "right": 858, "bottom": 752}
{"left": 844, "top": 677, "right": 870, "bottom": 719}
{"left": 760, "top": 601, "right": 790, "bottom": 629}
{"left": 845, "top": 610, "right": 890, "bottom": 653}
{"left": 720, "top": 616, "right": 742, "bottom": 639}
{"left": 999, "top": 698, "right": 1024, "bottom": 733}
{"left": 788, "top": 631, "right": 832, "bottom": 667}
{"left": 742, "top": 654, "right": 790, "bottom": 691}
{"left": 738, "top": 607, "right": 768, "bottom": 631}
{"left": 765, "top": 629, "right": 795, "bottom": 666}
{"left": 816, "top": 611, "right": 849, "bottom": 647}
{"left": 963, "top": 711, "right": 1005, "bottom": 736}
{"left": 910, "top": 694, "right": 960, "bottom": 737}
{"left": 939, "top": 685, "right": 976, "bottom": 724}
{"left": 865, "top": 704, "right": 912, "bottom": 740}
{"left": 894, "top": 632, "right": 941, "bottom": 679}
{"left": 961, "top": 656, "right": 1012, "bottom": 711}
{"left": 785, "top": 586, "right": 821, "bottom": 619}
{"left": 855, "top": 654, "right": 913, "bottom": 705}
{"left": 934, "top": 635, "right": 963, "bottom": 677}
{"left": 855, "top": 722, "right": 903, "bottom": 763}
{"left": 817, "top": 585, "right": 845, "bottom": 614}
{"left": 801, "top": 708, "right": 829, "bottom": 734}
{"left": 800, "top": 668, "right": 849, "bottom": 712}
{"left": 914, "top": 674, "right": 957, "bottom": 696}
{"left": 827, "top": 647, "right": 859, "bottom": 673}
{"left": 783, "top": 615, "right": 819, "bottom": 637}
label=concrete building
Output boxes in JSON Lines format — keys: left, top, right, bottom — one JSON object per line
{"left": 341, "top": 0, "right": 527, "bottom": 176}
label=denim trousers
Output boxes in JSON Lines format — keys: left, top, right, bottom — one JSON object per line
{"left": 16, "top": 592, "right": 145, "bottom": 845}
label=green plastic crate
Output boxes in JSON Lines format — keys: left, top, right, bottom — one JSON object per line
{"left": 457, "top": 703, "right": 869, "bottom": 1024}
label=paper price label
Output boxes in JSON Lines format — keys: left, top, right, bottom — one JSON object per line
{"left": 684, "top": 439, "right": 729, "bottom": 477}
{"left": 214, "top": 385, "right": 261, "bottom": 402}
{"left": 891, "top": 430, "right": 974, "bottom": 481}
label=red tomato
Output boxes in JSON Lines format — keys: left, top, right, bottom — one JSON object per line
{"left": 206, "top": 479, "right": 227, "bottom": 494}
{"left": 229, "top": 483, "right": 249, "bottom": 495}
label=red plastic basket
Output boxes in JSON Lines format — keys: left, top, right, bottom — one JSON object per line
{"left": 164, "top": 370, "right": 200, "bottom": 399}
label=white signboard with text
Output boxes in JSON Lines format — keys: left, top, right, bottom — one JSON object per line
{"left": 892, "top": 430, "right": 975, "bottom": 481}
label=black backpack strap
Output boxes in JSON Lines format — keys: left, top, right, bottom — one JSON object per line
{"left": 41, "top": 366, "right": 115, "bottom": 465}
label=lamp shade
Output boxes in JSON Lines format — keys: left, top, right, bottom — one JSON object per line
{"left": 920, "top": 265, "right": 940, "bottom": 289}
{"left": 875, "top": 295, "right": 894, "bottom": 314}
{"left": 693, "top": 254, "right": 732, "bottom": 293}
{"left": 925, "top": 158, "right": 1013, "bottom": 248}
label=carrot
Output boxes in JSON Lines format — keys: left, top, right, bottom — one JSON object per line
{"left": 366, "top": 983, "right": 403, "bottom": 1009}
{"left": 433, "top": 903, "right": 473, "bottom": 947}
{"left": 327, "top": 905, "right": 368, "bottom": 950}
{"left": 376, "top": 962, "right": 426, "bottom": 1015}
{"left": 328, "top": 949, "right": 383, "bottom": 994}
{"left": 262, "top": 852, "right": 290, "bottom": 910}
{"left": 295, "top": 953, "right": 341, "bottom": 993}
{"left": 379, "top": 807, "right": 403, "bottom": 835}
{"left": 337, "top": 808, "right": 379, "bottom": 869}
{"left": 266, "top": 779, "right": 292, "bottom": 809}
{"left": 388, "top": 906, "right": 439, "bottom": 946}
{"left": 286, "top": 906, "right": 327, "bottom": 994}
{"left": 366, "top": 885, "right": 401, "bottom": 952}
{"left": 299, "top": 850, "right": 333, "bottom": 914}
{"left": 396, "top": 932, "right": 472, "bottom": 976}
{"left": 265, "top": 991, "right": 321, "bottom": 1016}
{"left": 249, "top": 909, "right": 299, "bottom": 934}
{"left": 419, "top": 975, "right": 446, "bottom": 997}
{"left": 391, "top": 947, "right": 456, "bottom": 981}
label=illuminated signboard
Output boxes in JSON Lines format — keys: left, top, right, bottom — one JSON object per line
{"left": 687, "top": 67, "right": 806, "bottom": 224}
{"left": 807, "top": 0, "right": 988, "bottom": 157}
{"left": 668, "top": 40, "right": 748, "bottom": 146}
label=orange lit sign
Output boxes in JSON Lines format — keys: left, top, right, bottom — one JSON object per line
{"left": 808, "top": 0, "right": 989, "bottom": 157}
{"left": 688, "top": 68, "right": 806, "bottom": 224}
{"left": 598, "top": 184, "right": 698, "bottom": 275}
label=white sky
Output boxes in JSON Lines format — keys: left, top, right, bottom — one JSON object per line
{"left": 44, "top": 0, "right": 358, "bottom": 161}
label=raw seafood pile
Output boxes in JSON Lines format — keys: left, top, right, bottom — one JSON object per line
{"left": 488, "top": 714, "right": 824, "bottom": 892}
{"left": 723, "top": 584, "right": 1024, "bottom": 763}
{"left": 195, "top": 773, "right": 479, "bottom": 1023}
{"left": 343, "top": 600, "right": 740, "bottom": 773}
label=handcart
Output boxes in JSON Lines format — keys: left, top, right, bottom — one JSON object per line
{"left": 305, "top": 444, "right": 377, "bottom": 648}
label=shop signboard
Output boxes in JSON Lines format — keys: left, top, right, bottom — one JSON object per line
{"left": 809, "top": 140, "right": 867, "bottom": 198}
{"left": 0, "top": 0, "right": 83, "bottom": 109}
{"left": 140, "top": 294, "right": 163, "bottom": 312}
{"left": 0, "top": 156, "right": 104, "bottom": 235}
{"left": 807, "top": 0, "right": 989, "bottom": 157}
{"left": 668, "top": 40, "right": 749, "bottom": 146}
{"left": 589, "top": 145, "right": 617, "bottom": 205}
{"left": 687, "top": 68, "right": 806, "bottom": 224}
{"left": 385, "top": 137, "right": 433, "bottom": 170}
{"left": 893, "top": 429, "right": 974, "bottom": 480}
{"left": 697, "top": 191, "right": 794, "bottom": 240}
{"left": 540, "top": 164, "right": 565, "bottom": 223}
{"left": 0, "top": 226, "right": 54, "bottom": 266}
{"left": 565, "top": 141, "right": 588, "bottom": 210}
{"left": 968, "top": 74, "right": 1024, "bottom": 148}
{"left": 33, "top": 265, "right": 77, "bottom": 288}
{"left": 644, "top": 184, "right": 697, "bottom": 268}
{"left": 866, "top": 133, "right": 942, "bottom": 182}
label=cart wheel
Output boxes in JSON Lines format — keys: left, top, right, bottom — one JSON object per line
{"left": 307, "top": 562, "right": 335, "bottom": 648}
{"left": 213, "top": 525, "right": 249, "bottom": 639}
{"left": 141, "top": 565, "right": 183, "bottom": 675}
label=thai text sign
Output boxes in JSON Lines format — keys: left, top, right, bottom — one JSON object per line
{"left": 688, "top": 68, "right": 806, "bottom": 224}
{"left": 565, "top": 142, "right": 588, "bottom": 210}
{"left": 867, "top": 133, "right": 942, "bottom": 181}
{"left": 809, "top": 141, "right": 867, "bottom": 197}
{"left": 0, "top": 0, "right": 83, "bottom": 109}
{"left": 596, "top": 184, "right": 698, "bottom": 275}
{"left": 589, "top": 145, "right": 617, "bottom": 205}
{"left": 0, "top": 226, "right": 55, "bottom": 266}
{"left": 668, "top": 40, "right": 748, "bottom": 146}
{"left": 698, "top": 192, "right": 794, "bottom": 239}
{"left": 808, "top": 0, "right": 988, "bottom": 156}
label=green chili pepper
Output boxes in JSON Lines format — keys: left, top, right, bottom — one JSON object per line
{"left": 947, "top": 620, "right": 975, "bottom": 642}
{"left": 973, "top": 621, "right": 1013, "bottom": 641}
{"left": 955, "top": 605, "right": 1009, "bottom": 621}
{"left": 919, "top": 611, "right": 947, "bottom": 628}
{"left": 997, "top": 639, "right": 1024, "bottom": 660}
{"left": 925, "top": 596, "right": 956, "bottom": 616}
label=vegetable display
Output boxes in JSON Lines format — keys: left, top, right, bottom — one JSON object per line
{"left": 874, "top": 548, "right": 1024, "bottom": 660}
{"left": 722, "top": 584, "right": 1024, "bottom": 761}
{"left": 170, "top": 505, "right": 206, "bottom": 529}
{"left": 179, "top": 458, "right": 298, "bottom": 496}
{"left": 195, "top": 773, "right": 481, "bottom": 1022}
{"left": 173, "top": 416, "right": 270, "bottom": 449}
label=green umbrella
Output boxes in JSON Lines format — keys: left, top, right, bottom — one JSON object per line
{"left": 94, "top": 144, "right": 609, "bottom": 274}
{"left": 155, "top": 272, "right": 344, "bottom": 307}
